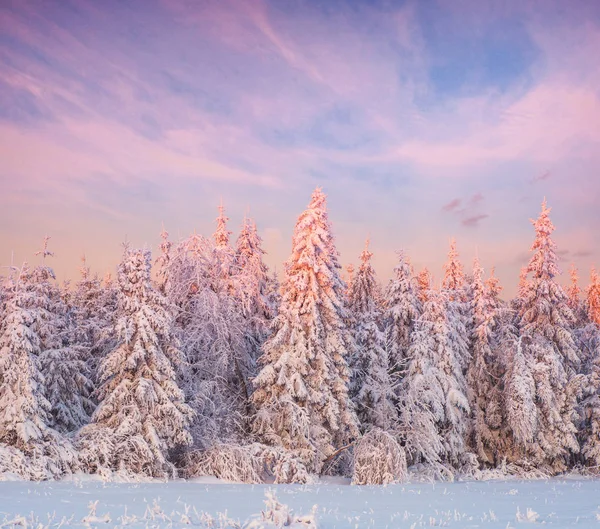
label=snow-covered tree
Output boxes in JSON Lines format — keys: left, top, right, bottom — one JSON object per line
{"left": 466, "top": 258, "right": 504, "bottom": 465}
{"left": 71, "top": 257, "right": 115, "bottom": 388}
{"left": 442, "top": 239, "right": 471, "bottom": 372}
{"left": 398, "top": 288, "right": 470, "bottom": 475}
{"left": 214, "top": 202, "right": 235, "bottom": 281}
{"left": 519, "top": 199, "right": 579, "bottom": 369}
{"left": 442, "top": 238, "right": 465, "bottom": 296}
{"left": 416, "top": 267, "right": 432, "bottom": 303}
{"left": 163, "top": 232, "right": 251, "bottom": 448}
{"left": 568, "top": 264, "right": 583, "bottom": 315}
{"left": 155, "top": 227, "right": 173, "bottom": 295}
{"left": 588, "top": 268, "right": 600, "bottom": 326}
{"left": 251, "top": 188, "right": 359, "bottom": 473}
{"left": 0, "top": 265, "right": 76, "bottom": 478}
{"left": 234, "top": 216, "right": 274, "bottom": 365}
{"left": 348, "top": 240, "right": 396, "bottom": 432}
{"left": 78, "top": 247, "right": 193, "bottom": 477}
{"left": 510, "top": 199, "right": 582, "bottom": 472}
{"left": 352, "top": 427, "right": 407, "bottom": 485}
{"left": 383, "top": 251, "right": 421, "bottom": 379}
{"left": 24, "top": 241, "right": 95, "bottom": 435}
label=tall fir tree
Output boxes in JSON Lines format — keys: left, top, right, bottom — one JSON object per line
{"left": 383, "top": 251, "right": 421, "bottom": 379}
{"left": 511, "top": 199, "right": 581, "bottom": 472}
{"left": 416, "top": 267, "right": 432, "bottom": 303}
{"left": 348, "top": 240, "right": 396, "bottom": 432}
{"left": 78, "top": 247, "right": 193, "bottom": 477}
{"left": 251, "top": 188, "right": 359, "bottom": 473}
{"left": 398, "top": 288, "right": 470, "bottom": 475}
{"left": 0, "top": 265, "right": 76, "bottom": 478}
{"left": 588, "top": 268, "right": 600, "bottom": 326}
{"left": 466, "top": 258, "right": 504, "bottom": 465}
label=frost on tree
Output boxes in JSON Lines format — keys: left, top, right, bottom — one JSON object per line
{"left": 78, "top": 247, "right": 193, "bottom": 477}
{"left": 163, "top": 231, "right": 250, "bottom": 448}
{"left": 233, "top": 216, "right": 275, "bottom": 367}
{"left": 579, "top": 325, "right": 600, "bottom": 468}
{"left": 383, "top": 251, "right": 421, "bottom": 381}
{"left": 214, "top": 202, "right": 235, "bottom": 282}
{"left": 397, "top": 288, "right": 470, "bottom": 477}
{"left": 0, "top": 265, "right": 76, "bottom": 479}
{"left": 588, "top": 268, "right": 600, "bottom": 326}
{"left": 26, "top": 241, "right": 94, "bottom": 435}
{"left": 416, "top": 267, "right": 432, "bottom": 303}
{"left": 442, "top": 239, "right": 471, "bottom": 373}
{"left": 567, "top": 263, "right": 585, "bottom": 325}
{"left": 72, "top": 257, "right": 116, "bottom": 386}
{"left": 466, "top": 258, "right": 505, "bottom": 466}
{"left": 348, "top": 240, "right": 396, "bottom": 432}
{"left": 511, "top": 199, "right": 581, "bottom": 472}
{"left": 252, "top": 188, "right": 359, "bottom": 474}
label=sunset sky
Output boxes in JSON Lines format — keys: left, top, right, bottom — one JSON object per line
{"left": 1, "top": 0, "right": 599, "bottom": 296}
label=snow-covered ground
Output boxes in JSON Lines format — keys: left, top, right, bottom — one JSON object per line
{"left": 1, "top": 477, "right": 600, "bottom": 527}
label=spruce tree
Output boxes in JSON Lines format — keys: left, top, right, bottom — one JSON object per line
{"left": 0, "top": 265, "right": 76, "bottom": 478}
{"left": 383, "top": 251, "right": 421, "bottom": 378}
{"left": 511, "top": 199, "right": 581, "bottom": 472}
{"left": 588, "top": 268, "right": 600, "bottom": 326}
{"left": 348, "top": 240, "right": 396, "bottom": 432}
{"left": 416, "top": 267, "right": 432, "bottom": 303}
{"left": 466, "top": 258, "right": 504, "bottom": 465}
{"left": 251, "top": 188, "right": 359, "bottom": 473}
{"left": 398, "top": 289, "right": 470, "bottom": 475}
{"left": 234, "top": 216, "right": 274, "bottom": 365}
{"left": 78, "top": 247, "right": 193, "bottom": 477}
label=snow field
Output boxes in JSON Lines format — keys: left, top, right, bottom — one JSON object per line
{"left": 1, "top": 478, "right": 600, "bottom": 528}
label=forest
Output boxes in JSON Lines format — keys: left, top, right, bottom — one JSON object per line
{"left": 1, "top": 187, "right": 599, "bottom": 485}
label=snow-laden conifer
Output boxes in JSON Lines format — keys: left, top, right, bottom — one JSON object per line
{"left": 348, "top": 240, "right": 396, "bottom": 431}
{"left": 588, "top": 268, "right": 600, "bottom": 326}
{"left": 252, "top": 188, "right": 359, "bottom": 473}
{"left": 0, "top": 265, "right": 76, "bottom": 478}
{"left": 511, "top": 199, "right": 582, "bottom": 472}
{"left": 78, "top": 247, "right": 193, "bottom": 477}
{"left": 234, "top": 216, "right": 274, "bottom": 364}
{"left": 416, "top": 267, "right": 432, "bottom": 303}
{"left": 466, "top": 258, "right": 504, "bottom": 465}
{"left": 383, "top": 251, "right": 421, "bottom": 379}
{"left": 398, "top": 288, "right": 470, "bottom": 475}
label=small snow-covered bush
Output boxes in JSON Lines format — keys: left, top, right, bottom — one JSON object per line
{"left": 352, "top": 428, "right": 407, "bottom": 485}
{"left": 183, "top": 443, "right": 312, "bottom": 484}
{"left": 244, "top": 491, "right": 317, "bottom": 529}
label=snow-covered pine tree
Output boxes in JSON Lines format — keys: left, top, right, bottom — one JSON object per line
{"left": 26, "top": 241, "right": 94, "bottom": 435}
{"left": 512, "top": 199, "right": 581, "bottom": 472}
{"left": 588, "top": 268, "right": 600, "bottom": 326}
{"left": 383, "top": 251, "right": 421, "bottom": 380}
{"left": 416, "top": 267, "right": 432, "bottom": 303}
{"left": 72, "top": 257, "right": 114, "bottom": 388}
{"left": 234, "top": 216, "right": 274, "bottom": 367}
{"left": 442, "top": 239, "right": 471, "bottom": 373}
{"left": 266, "top": 269, "right": 281, "bottom": 318}
{"left": 348, "top": 240, "right": 396, "bottom": 432}
{"left": 214, "top": 202, "right": 235, "bottom": 282}
{"left": 466, "top": 258, "right": 504, "bottom": 466}
{"left": 78, "top": 246, "right": 193, "bottom": 477}
{"left": 398, "top": 288, "right": 470, "bottom": 476}
{"left": 519, "top": 200, "right": 579, "bottom": 369}
{"left": 0, "top": 265, "right": 76, "bottom": 478}
{"left": 442, "top": 238, "right": 465, "bottom": 296}
{"left": 579, "top": 324, "right": 600, "bottom": 469}
{"left": 155, "top": 227, "right": 172, "bottom": 295}
{"left": 251, "top": 188, "right": 359, "bottom": 473}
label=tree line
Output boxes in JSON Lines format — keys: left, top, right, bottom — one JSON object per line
{"left": 1, "top": 189, "right": 599, "bottom": 484}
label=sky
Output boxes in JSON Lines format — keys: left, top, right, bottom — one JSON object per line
{"left": 1, "top": 0, "right": 599, "bottom": 297}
